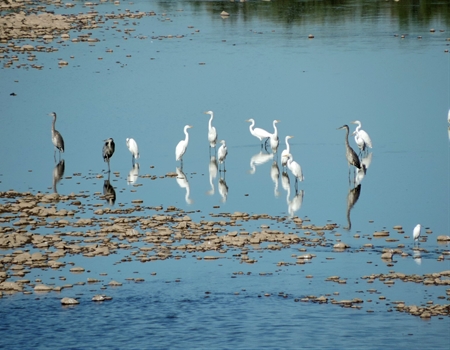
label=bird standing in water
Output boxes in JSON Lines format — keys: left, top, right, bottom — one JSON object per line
{"left": 351, "top": 120, "right": 372, "bottom": 153}
{"left": 48, "top": 112, "right": 65, "bottom": 160}
{"left": 204, "top": 111, "right": 217, "bottom": 148}
{"left": 103, "top": 138, "right": 115, "bottom": 172}
{"left": 217, "top": 139, "right": 228, "bottom": 171}
{"left": 338, "top": 125, "right": 361, "bottom": 181}
{"left": 175, "top": 125, "right": 193, "bottom": 167}
{"left": 126, "top": 138, "right": 139, "bottom": 164}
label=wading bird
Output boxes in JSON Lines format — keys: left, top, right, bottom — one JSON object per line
{"left": 413, "top": 224, "right": 421, "bottom": 245}
{"left": 246, "top": 118, "right": 272, "bottom": 148}
{"left": 217, "top": 139, "right": 228, "bottom": 170}
{"left": 204, "top": 111, "right": 217, "bottom": 148}
{"left": 281, "top": 135, "right": 293, "bottom": 168}
{"left": 126, "top": 138, "right": 139, "bottom": 163}
{"left": 175, "top": 125, "right": 193, "bottom": 166}
{"left": 338, "top": 125, "right": 361, "bottom": 179}
{"left": 48, "top": 112, "right": 65, "bottom": 160}
{"left": 351, "top": 120, "right": 372, "bottom": 153}
{"left": 269, "top": 120, "right": 280, "bottom": 153}
{"left": 284, "top": 153, "right": 304, "bottom": 190}
{"left": 103, "top": 138, "right": 115, "bottom": 172}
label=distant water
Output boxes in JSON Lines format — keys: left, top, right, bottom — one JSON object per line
{"left": 1, "top": 0, "right": 449, "bottom": 348}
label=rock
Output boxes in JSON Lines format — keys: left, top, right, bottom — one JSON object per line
{"left": 34, "top": 284, "right": 52, "bottom": 292}
{"left": 61, "top": 297, "right": 79, "bottom": 305}
{"left": 108, "top": 280, "right": 122, "bottom": 286}
{"left": 0, "top": 281, "right": 23, "bottom": 292}
{"left": 92, "top": 294, "right": 106, "bottom": 301}
{"left": 373, "top": 231, "right": 389, "bottom": 237}
{"left": 437, "top": 235, "right": 450, "bottom": 241}
{"left": 333, "top": 242, "right": 349, "bottom": 249}
{"left": 69, "top": 266, "right": 85, "bottom": 273}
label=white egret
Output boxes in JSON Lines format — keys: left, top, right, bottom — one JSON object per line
{"left": 338, "top": 125, "right": 361, "bottom": 176}
{"left": 217, "top": 140, "right": 228, "bottom": 170}
{"left": 351, "top": 120, "right": 372, "bottom": 152}
{"left": 48, "top": 112, "right": 65, "bottom": 159}
{"left": 413, "top": 224, "right": 421, "bottom": 244}
{"left": 246, "top": 118, "right": 272, "bottom": 147}
{"left": 281, "top": 135, "right": 293, "bottom": 168}
{"left": 204, "top": 111, "right": 217, "bottom": 148}
{"left": 284, "top": 153, "right": 304, "bottom": 190}
{"left": 126, "top": 138, "right": 139, "bottom": 162}
{"left": 103, "top": 138, "right": 115, "bottom": 172}
{"left": 175, "top": 125, "right": 193, "bottom": 164}
{"left": 269, "top": 120, "right": 280, "bottom": 153}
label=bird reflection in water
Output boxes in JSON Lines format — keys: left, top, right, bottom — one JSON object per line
{"left": 288, "top": 189, "right": 304, "bottom": 218}
{"left": 413, "top": 250, "right": 422, "bottom": 266}
{"left": 207, "top": 156, "right": 218, "bottom": 196}
{"left": 249, "top": 150, "right": 273, "bottom": 174}
{"left": 344, "top": 184, "right": 361, "bottom": 230}
{"left": 176, "top": 167, "right": 192, "bottom": 204}
{"left": 218, "top": 176, "right": 228, "bottom": 203}
{"left": 52, "top": 159, "right": 65, "bottom": 193}
{"left": 271, "top": 161, "right": 280, "bottom": 197}
{"left": 127, "top": 163, "right": 139, "bottom": 185}
{"left": 103, "top": 172, "right": 116, "bottom": 206}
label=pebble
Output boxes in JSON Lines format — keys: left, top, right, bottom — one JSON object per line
{"left": 61, "top": 297, "right": 79, "bottom": 305}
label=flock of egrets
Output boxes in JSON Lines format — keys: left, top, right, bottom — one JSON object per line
{"left": 48, "top": 110, "right": 425, "bottom": 242}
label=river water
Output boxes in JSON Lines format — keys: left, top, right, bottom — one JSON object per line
{"left": 1, "top": 0, "right": 449, "bottom": 348}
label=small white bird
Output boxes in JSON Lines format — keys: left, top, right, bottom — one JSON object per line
{"left": 351, "top": 120, "right": 372, "bottom": 152}
{"left": 284, "top": 153, "right": 304, "bottom": 187}
{"left": 217, "top": 140, "right": 228, "bottom": 168}
{"left": 246, "top": 118, "right": 272, "bottom": 146}
{"left": 281, "top": 135, "right": 293, "bottom": 168}
{"left": 413, "top": 224, "right": 421, "bottom": 244}
{"left": 126, "top": 138, "right": 139, "bottom": 161}
{"left": 269, "top": 120, "right": 280, "bottom": 153}
{"left": 204, "top": 111, "right": 217, "bottom": 147}
{"left": 175, "top": 125, "right": 193, "bottom": 163}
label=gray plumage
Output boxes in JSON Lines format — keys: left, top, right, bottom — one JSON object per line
{"left": 338, "top": 125, "right": 361, "bottom": 170}
{"left": 48, "top": 112, "right": 64, "bottom": 155}
{"left": 103, "top": 138, "right": 115, "bottom": 171}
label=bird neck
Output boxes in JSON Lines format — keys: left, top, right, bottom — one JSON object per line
{"left": 208, "top": 114, "right": 214, "bottom": 128}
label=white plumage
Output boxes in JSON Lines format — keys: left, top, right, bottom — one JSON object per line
{"left": 175, "top": 125, "right": 193, "bottom": 161}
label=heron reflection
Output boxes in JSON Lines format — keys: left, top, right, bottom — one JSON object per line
{"left": 344, "top": 184, "right": 361, "bottom": 230}
{"left": 218, "top": 176, "right": 228, "bottom": 203}
{"left": 176, "top": 167, "right": 192, "bottom": 204}
{"left": 249, "top": 150, "right": 273, "bottom": 174}
{"left": 52, "top": 159, "right": 65, "bottom": 193}
{"left": 207, "top": 156, "right": 218, "bottom": 196}
{"left": 103, "top": 172, "right": 116, "bottom": 206}
{"left": 127, "top": 163, "right": 139, "bottom": 185}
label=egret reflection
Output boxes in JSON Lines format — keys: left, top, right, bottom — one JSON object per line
{"left": 176, "top": 167, "right": 192, "bottom": 204}
{"left": 127, "top": 163, "right": 139, "bottom": 185}
{"left": 207, "top": 156, "right": 218, "bottom": 195}
{"left": 103, "top": 173, "right": 116, "bottom": 206}
{"left": 281, "top": 171, "right": 290, "bottom": 194}
{"left": 249, "top": 150, "right": 273, "bottom": 174}
{"left": 413, "top": 250, "right": 422, "bottom": 266}
{"left": 271, "top": 161, "right": 280, "bottom": 197}
{"left": 344, "top": 184, "right": 361, "bottom": 230}
{"left": 288, "top": 189, "right": 304, "bottom": 218}
{"left": 52, "top": 159, "right": 65, "bottom": 193}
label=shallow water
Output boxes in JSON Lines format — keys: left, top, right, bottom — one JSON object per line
{"left": 1, "top": 0, "right": 450, "bottom": 348}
